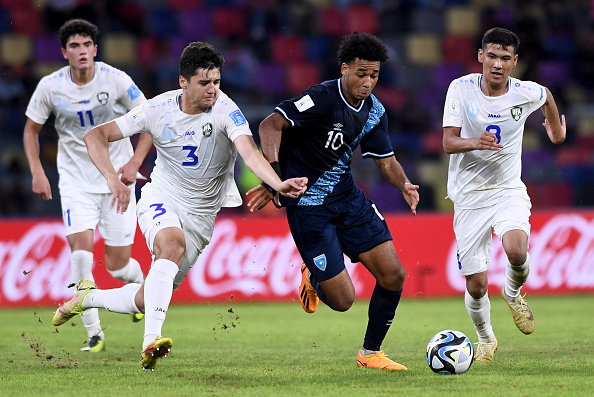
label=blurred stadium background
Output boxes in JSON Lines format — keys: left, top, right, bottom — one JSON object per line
{"left": 1, "top": 0, "right": 594, "bottom": 218}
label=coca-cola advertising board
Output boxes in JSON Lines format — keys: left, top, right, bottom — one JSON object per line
{"left": 1, "top": 211, "right": 593, "bottom": 307}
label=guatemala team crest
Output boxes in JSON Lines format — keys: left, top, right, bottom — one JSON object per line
{"left": 202, "top": 123, "right": 213, "bottom": 136}
{"left": 313, "top": 254, "right": 327, "bottom": 271}
{"left": 97, "top": 92, "right": 109, "bottom": 105}
{"left": 511, "top": 106, "right": 522, "bottom": 121}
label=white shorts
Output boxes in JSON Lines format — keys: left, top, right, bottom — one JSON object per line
{"left": 453, "top": 193, "right": 531, "bottom": 276}
{"left": 137, "top": 183, "right": 216, "bottom": 289}
{"left": 60, "top": 186, "right": 137, "bottom": 247}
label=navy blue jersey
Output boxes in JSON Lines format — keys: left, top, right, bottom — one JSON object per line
{"left": 275, "top": 78, "right": 393, "bottom": 206}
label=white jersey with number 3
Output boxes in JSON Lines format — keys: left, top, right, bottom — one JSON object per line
{"left": 443, "top": 73, "right": 546, "bottom": 209}
{"left": 115, "top": 89, "right": 252, "bottom": 215}
{"left": 25, "top": 61, "right": 147, "bottom": 193}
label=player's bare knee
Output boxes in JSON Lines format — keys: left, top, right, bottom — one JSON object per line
{"left": 155, "top": 243, "right": 185, "bottom": 265}
{"left": 507, "top": 251, "right": 527, "bottom": 267}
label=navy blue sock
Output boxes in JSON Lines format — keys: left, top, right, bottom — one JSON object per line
{"left": 363, "top": 284, "right": 402, "bottom": 352}
{"left": 310, "top": 275, "right": 328, "bottom": 305}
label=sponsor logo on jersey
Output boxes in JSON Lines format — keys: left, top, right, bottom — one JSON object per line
{"left": 333, "top": 123, "right": 343, "bottom": 130}
{"left": 295, "top": 94, "right": 314, "bottom": 112}
{"left": 127, "top": 83, "right": 141, "bottom": 101}
{"left": 488, "top": 113, "right": 501, "bottom": 118}
{"left": 313, "top": 254, "right": 327, "bottom": 271}
{"left": 511, "top": 106, "right": 522, "bottom": 121}
{"left": 202, "top": 123, "right": 213, "bottom": 136}
{"left": 77, "top": 100, "right": 90, "bottom": 104}
{"left": 97, "top": 92, "right": 109, "bottom": 105}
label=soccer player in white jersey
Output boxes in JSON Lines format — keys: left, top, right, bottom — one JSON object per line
{"left": 51, "top": 41, "right": 308, "bottom": 371}
{"left": 24, "top": 19, "right": 152, "bottom": 353}
{"left": 442, "top": 27, "right": 566, "bottom": 361}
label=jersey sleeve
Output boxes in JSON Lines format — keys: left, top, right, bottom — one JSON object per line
{"left": 25, "top": 78, "right": 52, "bottom": 125}
{"left": 442, "top": 78, "right": 464, "bottom": 128}
{"left": 115, "top": 103, "right": 151, "bottom": 138}
{"left": 522, "top": 80, "right": 547, "bottom": 113}
{"left": 115, "top": 72, "right": 147, "bottom": 110}
{"left": 220, "top": 103, "right": 252, "bottom": 142}
{"left": 361, "top": 111, "right": 394, "bottom": 158}
{"left": 274, "top": 87, "right": 328, "bottom": 127}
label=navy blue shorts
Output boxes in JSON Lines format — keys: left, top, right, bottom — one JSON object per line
{"left": 286, "top": 187, "right": 392, "bottom": 282}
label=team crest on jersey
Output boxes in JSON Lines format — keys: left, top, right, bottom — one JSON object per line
{"left": 313, "top": 254, "right": 327, "bottom": 271}
{"left": 511, "top": 106, "right": 522, "bottom": 121}
{"left": 97, "top": 92, "right": 109, "bottom": 105}
{"left": 202, "top": 123, "right": 213, "bottom": 136}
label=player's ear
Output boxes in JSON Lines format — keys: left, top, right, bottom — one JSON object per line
{"left": 341, "top": 62, "right": 349, "bottom": 77}
{"left": 179, "top": 75, "right": 187, "bottom": 89}
{"left": 477, "top": 49, "right": 484, "bottom": 63}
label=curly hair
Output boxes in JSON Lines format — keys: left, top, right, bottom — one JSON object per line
{"left": 337, "top": 31, "right": 388, "bottom": 65}
{"left": 179, "top": 42, "right": 225, "bottom": 80}
{"left": 59, "top": 19, "right": 99, "bottom": 49}
{"left": 482, "top": 27, "right": 520, "bottom": 55}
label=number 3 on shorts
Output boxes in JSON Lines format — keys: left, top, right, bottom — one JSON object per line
{"left": 149, "top": 203, "right": 166, "bottom": 219}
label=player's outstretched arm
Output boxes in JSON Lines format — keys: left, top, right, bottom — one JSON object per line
{"left": 541, "top": 87, "right": 566, "bottom": 144}
{"left": 83, "top": 120, "right": 130, "bottom": 213}
{"left": 23, "top": 118, "right": 52, "bottom": 200}
{"left": 235, "top": 135, "right": 307, "bottom": 198}
{"left": 373, "top": 156, "right": 419, "bottom": 215}
{"left": 118, "top": 132, "right": 153, "bottom": 185}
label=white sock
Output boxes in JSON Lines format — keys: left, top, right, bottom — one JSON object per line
{"left": 108, "top": 258, "right": 145, "bottom": 284}
{"left": 71, "top": 250, "right": 104, "bottom": 340}
{"left": 143, "top": 259, "right": 179, "bottom": 349}
{"left": 465, "top": 289, "right": 494, "bottom": 342}
{"left": 84, "top": 283, "right": 142, "bottom": 314}
{"left": 505, "top": 253, "right": 530, "bottom": 298}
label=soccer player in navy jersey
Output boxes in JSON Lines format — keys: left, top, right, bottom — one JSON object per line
{"left": 248, "top": 31, "right": 419, "bottom": 370}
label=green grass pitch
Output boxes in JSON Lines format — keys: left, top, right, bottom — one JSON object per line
{"left": 0, "top": 295, "right": 592, "bottom": 396}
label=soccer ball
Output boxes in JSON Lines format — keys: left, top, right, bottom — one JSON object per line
{"left": 426, "top": 330, "right": 474, "bottom": 375}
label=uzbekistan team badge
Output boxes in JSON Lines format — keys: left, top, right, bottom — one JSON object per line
{"left": 97, "top": 92, "right": 109, "bottom": 105}
{"left": 313, "top": 254, "right": 327, "bottom": 271}
{"left": 202, "top": 123, "right": 213, "bottom": 136}
{"left": 511, "top": 106, "right": 522, "bottom": 121}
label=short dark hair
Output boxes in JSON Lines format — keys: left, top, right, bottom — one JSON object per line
{"left": 179, "top": 42, "right": 225, "bottom": 80}
{"left": 59, "top": 19, "right": 99, "bottom": 48}
{"left": 337, "top": 31, "right": 389, "bottom": 65}
{"left": 482, "top": 27, "right": 520, "bottom": 55}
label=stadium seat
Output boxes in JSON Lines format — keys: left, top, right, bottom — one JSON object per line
{"left": 412, "top": 9, "right": 444, "bottom": 34}
{"left": 147, "top": 8, "right": 179, "bottom": 36}
{"left": 34, "top": 36, "right": 64, "bottom": 63}
{"left": 305, "top": 36, "right": 331, "bottom": 62}
{"left": 445, "top": 7, "right": 479, "bottom": 36}
{"left": 179, "top": 10, "right": 212, "bottom": 40}
{"left": 167, "top": 0, "right": 201, "bottom": 10}
{"left": 407, "top": 34, "right": 442, "bottom": 65}
{"left": 320, "top": 7, "right": 347, "bottom": 36}
{"left": 538, "top": 61, "right": 570, "bottom": 89}
{"left": 136, "top": 37, "right": 159, "bottom": 64}
{"left": 442, "top": 35, "right": 476, "bottom": 64}
{"left": 287, "top": 62, "right": 320, "bottom": 94}
{"left": 0, "top": 34, "right": 32, "bottom": 65}
{"left": 102, "top": 34, "right": 137, "bottom": 65}
{"left": 212, "top": 7, "right": 247, "bottom": 38}
{"left": 255, "top": 63, "right": 286, "bottom": 95}
{"left": 346, "top": 5, "right": 378, "bottom": 34}
{"left": 432, "top": 63, "right": 467, "bottom": 92}
{"left": 271, "top": 35, "right": 306, "bottom": 65}
{"left": 9, "top": 8, "right": 44, "bottom": 36}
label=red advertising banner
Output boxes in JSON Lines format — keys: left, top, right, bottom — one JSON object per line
{"left": 0, "top": 210, "right": 593, "bottom": 307}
